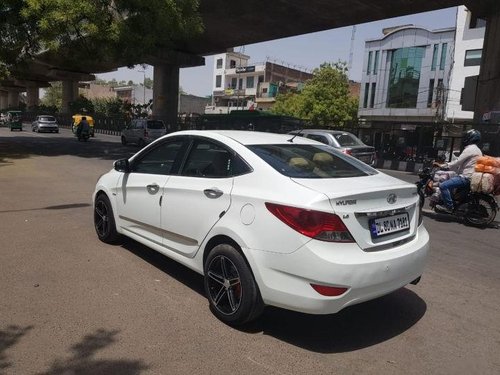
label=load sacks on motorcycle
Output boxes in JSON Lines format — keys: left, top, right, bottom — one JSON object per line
{"left": 472, "top": 156, "right": 500, "bottom": 195}
{"left": 475, "top": 156, "right": 500, "bottom": 174}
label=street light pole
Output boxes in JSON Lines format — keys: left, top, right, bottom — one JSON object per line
{"left": 137, "top": 69, "right": 146, "bottom": 105}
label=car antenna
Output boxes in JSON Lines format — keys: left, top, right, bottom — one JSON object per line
{"left": 288, "top": 129, "right": 303, "bottom": 143}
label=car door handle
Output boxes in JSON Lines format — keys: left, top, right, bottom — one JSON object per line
{"left": 204, "top": 188, "right": 223, "bottom": 199}
{"left": 146, "top": 184, "right": 160, "bottom": 194}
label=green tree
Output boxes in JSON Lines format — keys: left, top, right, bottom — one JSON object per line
{"left": 0, "top": 0, "right": 203, "bottom": 78}
{"left": 143, "top": 77, "right": 154, "bottom": 89}
{"left": 272, "top": 62, "right": 359, "bottom": 127}
{"left": 40, "top": 81, "right": 62, "bottom": 109}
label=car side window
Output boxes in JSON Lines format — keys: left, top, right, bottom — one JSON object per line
{"left": 134, "top": 121, "right": 144, "bottom": 130}
{"left": 132, "top": 140, "right": 185, "bottom": 175}
{"left": 181, "top": 140, "right": 250, "bottom": 178}
{"left": 307, "top": 134, "right": 329, "bottom": 145}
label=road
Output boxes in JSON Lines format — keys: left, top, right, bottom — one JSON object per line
{"left": 1, "top": 126, "right": 499, "bottom": 375}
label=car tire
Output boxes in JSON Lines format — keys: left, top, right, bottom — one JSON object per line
{"left": 204, "top": 244, "right": 264, "bottom": 326}
{"left": 94, "top": 194, "right": 121, "bottom": 244}
{"left": 121, "top": 136, "right": 127, "bottom": 145}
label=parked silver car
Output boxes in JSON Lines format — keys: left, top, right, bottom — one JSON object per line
{"left": 289, "top": 129, "right": 376, "bottom": 166}
{"left": 32, "top": 115, "right": 59, "bottom": 133}
{"left": 121, "top": 119, "right": 167, "bottom": 147}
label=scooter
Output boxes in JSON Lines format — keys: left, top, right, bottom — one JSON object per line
{"left": 77, "top": 128, "right": 90, "bottom": 142}
{"left": 416, "top": 166, "right": 498, "bottom": 227}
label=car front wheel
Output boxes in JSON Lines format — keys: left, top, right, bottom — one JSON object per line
{"left": 94, "top": 194, "right": 121, "bottom": 244}
{"left": 204, "top": 244, "right": 264, "bottom": 325}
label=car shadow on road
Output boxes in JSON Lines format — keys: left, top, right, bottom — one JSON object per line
{"left": 0, "top": 135, "right": 135, "bottom": 162}
{"left": 0, "top": 325, "right": 34, "bottom": 375}
{"left": 119, "top": 238, "right": 427, "bottom": 353}
{"left": 37, "top": 329, "right": 148, "bottom": 375}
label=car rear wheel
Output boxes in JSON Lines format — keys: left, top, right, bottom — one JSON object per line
{"left": 94, "top": 194, "right": 121, "bottom": 244}
{"left": 204, "top": 244, "right": 264, "bottom": 325}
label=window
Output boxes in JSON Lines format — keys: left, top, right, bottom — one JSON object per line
{"left": 373, "top": 51, "right": 380, "bottom": 75}
{"left": 307, "top": 134, "right": 329, "bottom": 145}
{"left": 440, "top": 43, "right": 448, "bottom": 70}
{"left": 427, "top": 79, "right": 435, "bottom": 108}
{"left": 246, "top": 76, "right": 255, "bottom": 89}
{"left": 132, "top": 139, "right": 185, "bottom": 175}
{"left": 248, "top": 144, "right": 376, "bottom": 179}
{"left": 367, "top": 51, "right": 373, "bottom": 75}
{"left": 215, "top": 75, "right": 222, "bottom": 88}
{"left": 216, "top": 58, "right": 223, "bottom": 69}
{"left": 387, "top": 47, "right": 425, "bottom": 108}
{"left": 464, "top": 49, "right": 482, "bottom": 67}
{"left": 239, "top": 78, "right": 243, "bottom": 89}
{"left": 431, "top": 44, "right": 439, "bottom": 71}
{"left": 133, "top": 120, "right": 144, "bottom": 129}
{"left": 182, "top": 140, "right": 250, "bottom": 178}
{"left": 370, "top": 83, "right": 376, "bottom": 108}
{"left": 470, "top": 15, "right": 486, "bottom": 29}
{"left": 258, "top": 75, "right": 264, "bottom": 83}
{"left": 231, "top": 78, "right": 237, "bottom": 89}
{"left": 363, "top": 83, "right": 370, "bottom": 108}
{"left": 230, "top": 60, "right": 236, "bottom": 68}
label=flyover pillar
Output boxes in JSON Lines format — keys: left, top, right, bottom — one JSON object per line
{"left": 26, "top": 87, "right": 40, "bottom": 109}
{"left": 61, "top": 81, "right": 79, "bottom": 114}
{"left": 474, "top": 5, "right": 500, "bottom": 121}
{"left": 152, "top": 64, "right": 179, "bottom": 132}
{"left": 7, "top": 91, "right": 19, "bottom": 108}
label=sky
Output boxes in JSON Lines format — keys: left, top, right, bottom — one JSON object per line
{"left": 96, "top": 7, "right": 458, "bottom": 97}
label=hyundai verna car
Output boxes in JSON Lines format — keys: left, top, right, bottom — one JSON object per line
{"left": 93, "top": 130, "right": 428, "bottom": 325}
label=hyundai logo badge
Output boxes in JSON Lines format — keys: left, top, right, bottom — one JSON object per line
{"left": 387, "top": 194, "right": 397, "bottom": 204}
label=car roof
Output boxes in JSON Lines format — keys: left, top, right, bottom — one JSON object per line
{"left": 292, "top": 129, "right": 355, "bottom": 135}
{"left": 170, "top": 130, "right": 321, "bottom": 146}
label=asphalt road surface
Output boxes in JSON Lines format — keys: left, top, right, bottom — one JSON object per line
{"left": 1, "top": 126, "right": 499, "bottom": 375}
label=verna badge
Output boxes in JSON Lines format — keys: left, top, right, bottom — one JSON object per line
{"left": 387, "top": 194, "right": 397, "bottom": 204}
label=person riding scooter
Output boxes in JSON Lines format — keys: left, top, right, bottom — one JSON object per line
{"left": 433, "top": 129, "right": 483, "bottom": 213}
{"left": 76, "top": 116, "right": 91, "bottom": 141}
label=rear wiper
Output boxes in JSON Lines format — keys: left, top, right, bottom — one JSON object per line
{"left": 288, "top": 129, "right": 303, "bottom": 143}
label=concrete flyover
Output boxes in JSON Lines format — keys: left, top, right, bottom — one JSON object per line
{"left": 2, "top": 0, "right": 498, "bottom": 125}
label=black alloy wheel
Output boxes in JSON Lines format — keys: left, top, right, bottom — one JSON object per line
{"left": 465, "top": 195, "right": 497, "bottom": 227}
{"left": 94, "top": 195, "right": 121, "bottom": 244}
{"left": 204, "top": 244, "right": 264, "bottom": 325}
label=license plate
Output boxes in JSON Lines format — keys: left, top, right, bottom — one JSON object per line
{"left": 369, "top": 213, "right": 410, "bottom": 238}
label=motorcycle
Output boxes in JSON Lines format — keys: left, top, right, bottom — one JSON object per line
{"left": 416, "top": 165, "right": 498, "bottom": 227}
{"left": 76, "top": 128, "right": 90, "bottom": 142}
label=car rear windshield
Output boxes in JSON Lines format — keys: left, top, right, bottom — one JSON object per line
{"left": 248, "top": 144, "right": 377, "bottom": 178}
{"left": 40, "top": 116, "right": 55, "bottom": 121}
{"left": 147, "top": 120, "right": 165, "bottom": 129}
{"left": 333, "top": 133, "right": 364, "bottom": 147}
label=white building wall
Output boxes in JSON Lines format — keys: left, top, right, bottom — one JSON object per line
{"left": 445, "top": 6, "right": 485, "bottom": 122}
{"left": 358, "top": 26, "right": 455, "bottom": 121}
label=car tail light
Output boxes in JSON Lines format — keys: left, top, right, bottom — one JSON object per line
{"left": 311, "top": 284, "right": 348, "bottom": 296}
{"left": 144, "top": 129, "right": 149, "bottom": 137}
{"left": 265, "top": 203, "right": 354, "bottom": 242}
{"left": 342, "top": 149, "right": 353, "bottom": 156}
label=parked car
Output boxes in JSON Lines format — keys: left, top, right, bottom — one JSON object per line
{"left": 6, "top": 110, "right": 23, "bottom": 131}
{"left": 32, "top": 115, "right": 59, "bottom": 133}
{"left": 94, "top": 130, "right": 429, "bottom": 325}
{"left": 289, "top": 129, "right": 376, "bottom": 166}
{"left": 121, "top": 119, "right": 167, "bottom": 147}
{"left": 72, "top": 114, "right": 95, "bottom": 137}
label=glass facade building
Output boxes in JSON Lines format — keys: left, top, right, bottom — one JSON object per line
{"left": 387, "top": 47, "right": 426, "bottom": 108}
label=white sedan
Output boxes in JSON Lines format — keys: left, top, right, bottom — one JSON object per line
{"left": 93, "top": 130, "right": 429, "bottom": 325}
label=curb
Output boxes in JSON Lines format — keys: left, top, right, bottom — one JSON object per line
{"left": 376, "top": 159, "right": 423, "bottom": 173}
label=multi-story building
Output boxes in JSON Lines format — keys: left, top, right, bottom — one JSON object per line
{"left": 206, "top": 51, "right": 313, "bottom": 114}
{"left": 359, "top": 6, "right": 485, "bottom": 125}
{"left": 358, "top": 25, "right": 455, "bottom": 123}
{"left": 445, "top": 6, "right": 485, "bottom": 123}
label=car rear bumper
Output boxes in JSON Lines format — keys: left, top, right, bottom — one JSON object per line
{"left": 244, "top": 225, "right": 429, "bottom": 314}
{"left": 38, "top": 125, "right": 59, "bottom": 132}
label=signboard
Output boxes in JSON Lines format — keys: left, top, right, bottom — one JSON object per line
{"left": 236, "top": 66, "right": 256, "bottom": 73}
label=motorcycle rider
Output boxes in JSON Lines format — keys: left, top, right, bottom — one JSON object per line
{"left": 76, "top": 116, "right": 90, "bottom": 139}
{"left": 434, "top": 129, "right": 483, "bottom": 213}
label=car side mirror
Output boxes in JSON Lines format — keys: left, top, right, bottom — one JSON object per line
{"left": 114, "top": 159, "right": 130, "bottom": 173}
